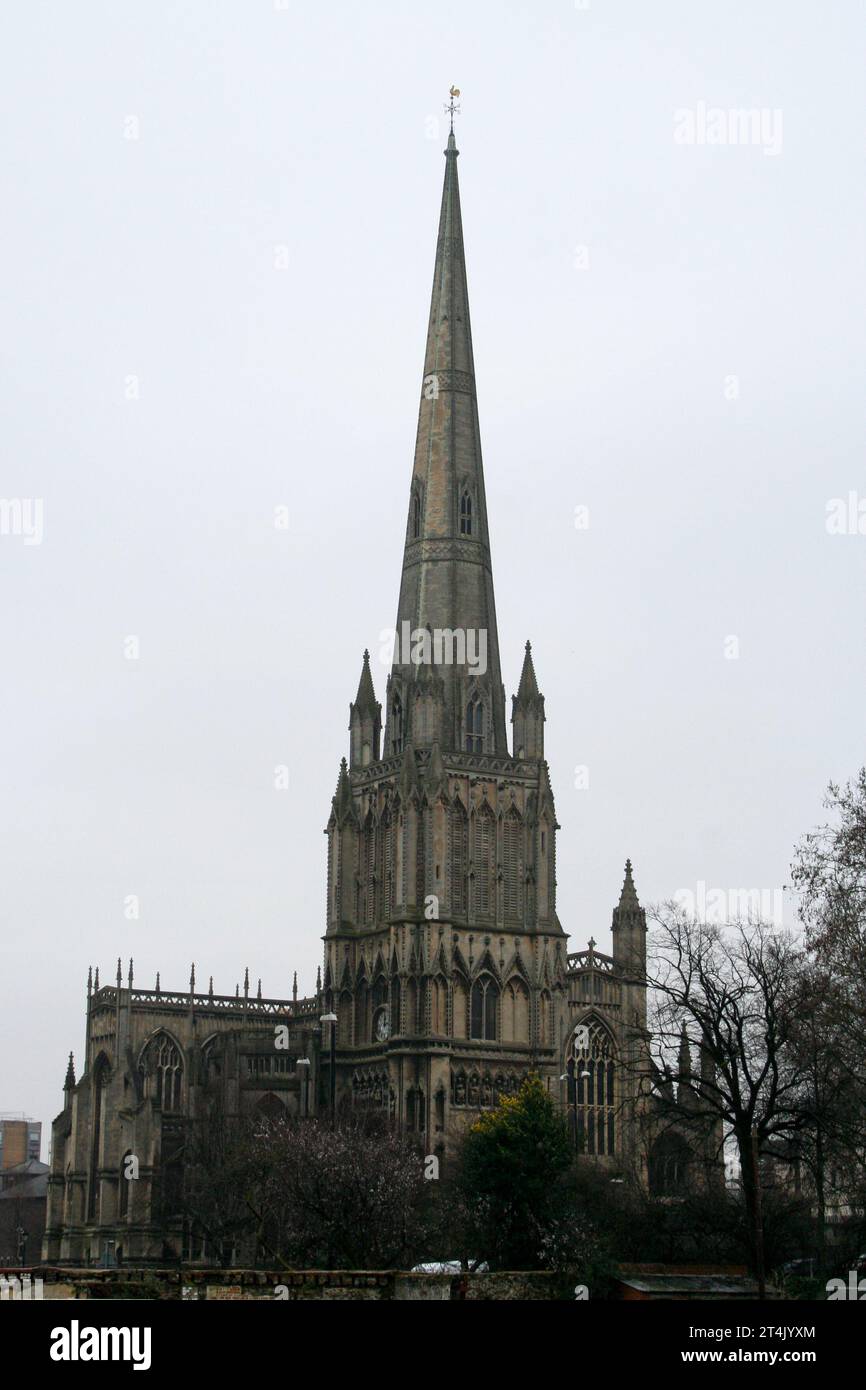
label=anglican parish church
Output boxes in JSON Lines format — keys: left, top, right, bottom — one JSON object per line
{"left": 44, "top": 118, "right": 719, "bottom": 1265}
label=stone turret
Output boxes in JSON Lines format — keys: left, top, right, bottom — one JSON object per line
{"left": 512, "top": 641, "right": 545, "bottom": 760}
{"left": 349, "top": 650, "right": 381, "bottom": 768}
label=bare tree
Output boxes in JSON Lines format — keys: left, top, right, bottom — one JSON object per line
{"left": 646, "top": 907, "right": 808, "bottom": 1292}
{"left": 248, "top": 1112, "right": 431, "bottom": 1270}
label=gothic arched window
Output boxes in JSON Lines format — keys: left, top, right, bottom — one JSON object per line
{"left": 412, "top": 493, "right": 421, "bottom": 539}
{"left": 141, "top": 1034, "right": 184, "bottom": 1113}
{"left": 470, "top": 975, "right": 499, "bottom": 1041}
{"left": 460, "top": 491, "right": 473, "bottom": 535}
{"left": 465, "top": 698, "right": 484, "bottom": 753}
{"left": 571, "top": 1020, "right": 616, "bottom": 1157}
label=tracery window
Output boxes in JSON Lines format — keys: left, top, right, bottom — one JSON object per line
{"left": 570, "top": 1020, "right": 616, "bottom": 1156}
{"left": 141, "top": 1035, "right": 183, "bottom": 1113}
{"left": 460, "top": 491, "right": 472, "bottom": 535}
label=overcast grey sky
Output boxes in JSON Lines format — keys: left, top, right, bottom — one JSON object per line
{"left": 2, "top": 0, "right": 864, "bottom": 1146}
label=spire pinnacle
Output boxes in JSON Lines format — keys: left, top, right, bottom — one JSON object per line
{"left": 64, "top": 1051, "right": 76, "bottom": 1090}
{"left": 516, "top": 641, "right": 540, "bottom": 703}
{"left": 678, "top": 1022, "right": 693, "bottom": 1082}
{"left": 353, "top": 650, "right": 378, "bottom": 714}
{"left": 618, "top": 858, "right": 641, "bottom": 911}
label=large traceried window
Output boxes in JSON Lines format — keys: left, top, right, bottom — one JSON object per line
{"left": 570, "top": 1020, "right": 616, "bottom": 1156}
{"left": 141, "top": 1034, "right": 184, "bottom": 1113}
{"left": 470, "top": 975, "right": 499, "bottom": 1041}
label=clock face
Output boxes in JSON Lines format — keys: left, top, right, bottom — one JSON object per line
{"left": 376, "top": 1009, "right": 391, "bottom": 1041}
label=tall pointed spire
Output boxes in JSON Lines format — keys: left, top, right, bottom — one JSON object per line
{"left": 385, "top": 124, "right": 507, "bottom": 756}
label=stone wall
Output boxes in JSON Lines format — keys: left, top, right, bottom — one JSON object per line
{"left": 27, "top": 1266, "right": 565, "bottom": 1301}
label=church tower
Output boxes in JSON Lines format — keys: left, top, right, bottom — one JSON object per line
{"left": 323, "top": 124, "right": 567, "bottom": 1153}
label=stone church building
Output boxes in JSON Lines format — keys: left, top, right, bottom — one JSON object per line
{"left": 43, "top": 127, "right": 720, "bottom": 1266}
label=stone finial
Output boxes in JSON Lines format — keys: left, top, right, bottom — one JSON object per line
{"left": 64, "top": 1052, "right": 76, "bottom": 1090}
{"left": 617, "top": 858, "right": 641, "bottom": 912}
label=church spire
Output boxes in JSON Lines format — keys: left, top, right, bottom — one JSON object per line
{"left": 385, "top": 121, "right": 507, "bottom": 757}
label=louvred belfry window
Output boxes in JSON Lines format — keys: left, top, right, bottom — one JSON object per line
{"left": 503, "top": 810, "right": 523, "bottom": 919}
{"left": 472, "top": 808, "right": 494, "bottom": 918}
{"left": 450, "top": 805, "right": 468, "bottom": 914}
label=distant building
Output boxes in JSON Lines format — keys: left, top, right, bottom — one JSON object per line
{"left": 0, "top": 1157, "right": 49, "bottom": 1264}
{"left": 0, "top": 1115, "right": 41, "bottom": 1170}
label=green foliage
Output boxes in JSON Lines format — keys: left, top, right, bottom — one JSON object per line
{"left": 456, "top": 1075, "right": 579, "bottom": 1270}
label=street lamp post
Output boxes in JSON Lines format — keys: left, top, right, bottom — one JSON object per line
{"left": 297, "top": 1057, "right": 311, "bottom": 1118}
{"left": 320, "top": 1013, "right": 337, "bottom": 1118}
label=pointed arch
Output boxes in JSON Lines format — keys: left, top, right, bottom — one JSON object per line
{"left": 502, "top": 977, "right": 530, "bottom": 1043}
{"left": 460, "top": 489, "right": 473, "bottom": 536}
{"left": 470, "top": 972, "right": 499, "bottom": 1041}
{"left": 465, "top": 693, "right": 485, "bottom": 753}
